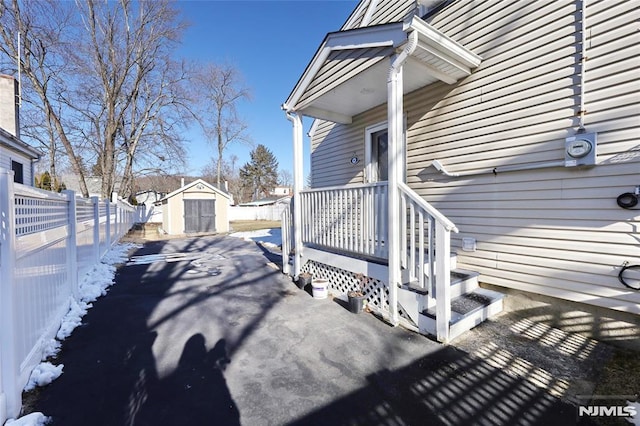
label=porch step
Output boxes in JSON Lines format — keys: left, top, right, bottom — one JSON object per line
{"left": 438, "top": 268, "right": 479, "bottom": 299}
{"left": 419, "top": 288, "right": 505, "bottom": 342}
{"left": 397, "top": 268, "right": 481, "bottom": 327}
{"left": 402, "top": 268, "right": 479, "bottom": 299}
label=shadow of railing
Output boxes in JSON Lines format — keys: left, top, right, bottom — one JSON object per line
{"left": 289, "top": 344, "right": 596, "bottom": 426}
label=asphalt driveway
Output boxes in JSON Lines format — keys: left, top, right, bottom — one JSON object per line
{"left": 26, "top": 235, "right": 590, "bottom": 425}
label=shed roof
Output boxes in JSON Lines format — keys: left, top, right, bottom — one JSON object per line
{"left": 158, "top": 178, "right": 230, "bottom": 202}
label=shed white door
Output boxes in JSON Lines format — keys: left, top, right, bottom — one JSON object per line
{"left": 184, "top": 199, "right": 216, "bottom": 233}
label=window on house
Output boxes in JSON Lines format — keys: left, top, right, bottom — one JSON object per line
{"left": 11, "top": 160, "right": 24, "bottom": 184}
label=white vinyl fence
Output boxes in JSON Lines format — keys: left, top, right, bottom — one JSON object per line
{"left": 229, "top": 203, "right": 289, "bottom": 222}
{"left": 0, "top": 169, "right": 138, "bottom": 423}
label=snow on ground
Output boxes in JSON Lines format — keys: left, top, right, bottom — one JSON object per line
{"left": 9, "top": 242, "right": 139, "bottom": 426}
{"left": 230, "top": 228, "right": 282, "bottom": 249}
{"left": 628, "top": 401, "right": 640, "bottom": 425}
{"left": 5, "top": 412, "right": 50, "bottom": 426}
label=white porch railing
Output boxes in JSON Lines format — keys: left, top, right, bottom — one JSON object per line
{"left": 398, "top": 182, "right": 458, "bottom": 342}
{"left": 285, "top": 181, "right": 459, "bottom": 343}
{"left": 299, "top": 182, "right": 388, "bottom": 260}
{"left": 0, "top": 169, "right": 138, "bottom": 423}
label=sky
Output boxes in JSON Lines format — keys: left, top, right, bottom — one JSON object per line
{"left": 175, "top": 0, "right": 358, "bottom": 181}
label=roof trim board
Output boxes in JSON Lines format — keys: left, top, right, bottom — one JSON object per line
{"left": 158, "top": 178, "right": 230, "bottom": 202}
{"left": 283, "top": 15, "right": 482, "bottom": 122}
{"left": 0, "top": 127, "right": 40, "bottom": 160}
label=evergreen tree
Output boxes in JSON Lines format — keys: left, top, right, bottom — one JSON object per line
{"left": 239, "top": 145, "right": 278, "bottom": 200}
{"left": 35, "top": 171, "right": 66, "bottom": 192}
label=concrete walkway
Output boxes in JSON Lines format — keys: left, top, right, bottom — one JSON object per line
{"left": 26, "top": 235, "right": 592, "bottom": 425}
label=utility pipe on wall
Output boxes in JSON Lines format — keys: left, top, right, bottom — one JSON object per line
{"left": 578, "top": 0, "right": 588, "bottom": 130}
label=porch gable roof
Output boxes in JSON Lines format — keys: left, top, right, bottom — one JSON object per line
{"left": 283, "top": 15, "right": 481, "bottom": 124}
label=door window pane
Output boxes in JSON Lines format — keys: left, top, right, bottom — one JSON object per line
{"left": 372, "top": 130, "right": 388, "bottom": 182}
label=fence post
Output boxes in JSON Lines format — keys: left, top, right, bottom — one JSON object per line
{"left": 105, "top": 198, "right": 111, "bottom": 249}
{"left": 0, "top": 169, "right": 21, "bottom": 422}
{"left": 111, "top": 192, "right": 118, "bottom": 241}
{"left": 91, "top": 197, "right": 100, "bottom": 262}
{"left": 63, "top": 190, "right": 79, "bottom": 299}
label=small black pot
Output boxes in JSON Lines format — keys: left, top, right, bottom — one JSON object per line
{"left": 348, "top": 293, "right": 366, "bottom": 314}
{"left": 297, "top": 274, "right": 312, "bottom": 289}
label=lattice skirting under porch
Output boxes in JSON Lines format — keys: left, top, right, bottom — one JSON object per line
{"left": 300, "top": 260, "right": 417, "bottom": 330}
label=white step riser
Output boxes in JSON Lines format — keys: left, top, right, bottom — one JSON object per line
{"left": 449, "top": 298, "right": 503, "bottom": 341}
{"left": 418, "top": 298, "right": 503, "bottom": 340}
{"left": 426, "top": 275, "right": 479, "bottom": 310}
{"left": 417, "top": 289, "right": 503, "bottom": 341}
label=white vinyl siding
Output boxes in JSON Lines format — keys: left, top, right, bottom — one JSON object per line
{"left": 405, "top": 0, "right": 640, "bottom": 314}
{"left": 368, "top": 0, "right": 416, "bottom": 25}
{"left": 0, "top": 146, "right": 32, "bottom": 186}
{"left": 310, "top": 0, "right": 640, "bottom": 315}
{"left": 342, "top": 0, "right": 417, "bottom": 29}
{"left": 311, "top": 105, "right": 386, "bottom": 187}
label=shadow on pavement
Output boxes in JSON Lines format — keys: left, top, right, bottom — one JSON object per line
{"left": 26, "top": 235, "right": 605, "bottom": 426}
{"left": 28, "top": 235, "right": 284, "bottom": 425}
{"left": 289, "top": 344, "right": 596, "bottom": 426}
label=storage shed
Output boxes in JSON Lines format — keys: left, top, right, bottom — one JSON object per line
{"left": 156, "top": 179, "right": 230, "bottom": 235}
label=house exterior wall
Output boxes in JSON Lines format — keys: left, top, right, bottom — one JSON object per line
{"left": 164, "top": 186, "right": 229, "bottom": 235}
{"left": 0, "top": 145, "right": 32, "bottom": 185}
{"left": 342, "top": 0, "right": 417, "bottom": 29}
{"left": 309, "top": 0, "right": 640, "bottom": 315}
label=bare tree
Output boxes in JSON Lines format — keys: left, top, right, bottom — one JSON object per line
{"left": 73, "top": 0, "right": 189, "bottom": 199}
{"left": 0, "top": 0, "right": 91, "bottom": 196}
{"left": 0, "top": 0, "right": 190, "bottom": 199}
{"left": 278, "top": 169, "right": 292, "bottom": 187}
{"left": 200, "top": 154, "right": 248, "bottom": 204}
{"left": 195, "top": 63, "right": 251, "bottom": 189}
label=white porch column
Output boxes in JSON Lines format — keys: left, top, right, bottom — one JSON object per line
{"left": 287, "top": 112, "right": 304, "bottom": 278}
{"left": 387, "top": 32, "right": 417, "bottom": 326}
{"left": 387, "top": 58, "right": 402, "bottom": 326}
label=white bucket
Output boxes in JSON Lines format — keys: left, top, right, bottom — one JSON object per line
{"left": 312, "top": 278, "right": 329, "bottom": 299}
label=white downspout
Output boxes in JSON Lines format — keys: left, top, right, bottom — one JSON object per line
{"left": 387, "top": 31, "right": 418, "bottom": 326}
{"left": 578, "top": 0, "right": 588, "bottom": 130}
{"left": 285, "top": 109, "right": 304, "bottom": 279}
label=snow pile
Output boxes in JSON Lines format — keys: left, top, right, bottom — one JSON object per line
{"left": 24, "top": 363, "right": 63, "bottom": 391}
{"left": 230, "top": 228, "right": 282, "bottom": 249}
{"left": 56, "top": 299, "right": 88, "bottom": 340}
{"left": 628, "top": 401, "right": 640, "bottom": 426}
{"left": 58, "top": 243, "right": 138, "bottom": 340}
{"left": 5, "top": 412, "right": 50, "bottom": 426}
{"left": 24, "top": 242, "right": 139, "bottom": 395}
{"left": 40, "top": 339, "right": 61, "bottom": 360}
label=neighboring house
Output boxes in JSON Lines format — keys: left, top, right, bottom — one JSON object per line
{"left": 61, "top": 174, "right": 121, "bottom": 198}
{"left": 0, "top": 75, "right": 40, "bottom": 185}
{"left": 271, "top": 186, "right": 292, "bottom": 196}
{"left": 282, "top": 0, "right": 639, "bottom": 343}
{"left": 156, "top": 179, "right": 230, "bottom": 235}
